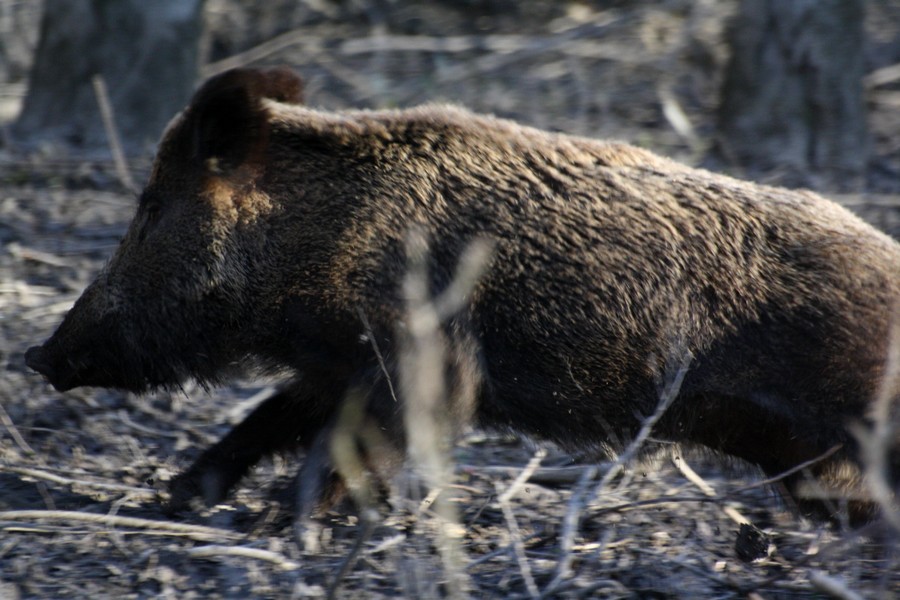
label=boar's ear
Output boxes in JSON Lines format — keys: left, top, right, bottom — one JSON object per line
{"left": 188, "top": 67, "right": 304, "bottom": 173}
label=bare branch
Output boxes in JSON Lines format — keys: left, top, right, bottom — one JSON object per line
{"left": 593, "top": 351, "right": 692, "bottom": 497}
{"left": 1, "top": 465, "right": 157, "bottom": 500}
{"left": 0, "top": 403, "right": 35, "bottom": 456}
{"left": 851, "top": 318, "right": 900, "bottom": 531}
{"left": 0, "top": 510, "right": 240, "bottom": 542}
{"left": 91, "top": 75, "right": 137, "bottom": 193}
{"left": 494, "top": 481, "right": 539, "bottom": 599}
{"left": 186, "top": 544, "right": 300, "bottom": 570}
{"left": 809, "top": 570, "right": 865, "bottom": 600}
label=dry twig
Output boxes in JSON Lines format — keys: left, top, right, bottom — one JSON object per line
{"left": 496, "top": 449, "right": 547, "bottom": 505}
{"left": 494, "top": 480, "right": 540, "bottom": 599}
{"left": 0, "top": 510, "right": 240, "bottom": 542}
{"left": 673, "top": 452, "right": 748, "bottom": 526}
{"left": 398, "top": 233, "right": 492, "bottom": 599}
{"left": 0, "top": 403, "right": 35, "bottom": 456}
{"left": 91, "top": 75, "right": 137, "bottom": 193}
{"left": 808, "top": 570, "right": 865, "bottom": 600}
{"left": 1, "top": 465, "right": 157, "bottom": 500}
{"left": 593, "top": 352, "right": 691, "bottom": 497}
{"left": 490, "top": 448, "right": 549, "bottom": 599}
{"left": 186, "top": 544, "right": 300, "bottom": 571}
{"left": 731, "top": 444, "right": 843, "bottom": 493}
{"left": 851, "top": 320, "right": 900, "bottom": 532}
{"left": 7, "top": 243, "right": 74, "bottom": 268}
{"left": 542, "top": 464, "right": 599, "bottom": 597}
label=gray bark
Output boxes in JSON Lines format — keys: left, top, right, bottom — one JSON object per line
{"left": 717, "top": 0, "right": 868, "bottom": 188}
{"left": 13, "top": 0, "right": 204, "bottom": 155}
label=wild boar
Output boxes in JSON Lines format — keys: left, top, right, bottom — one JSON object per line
{"left": 25, "top": 67, "right": 899, "bottom": 523}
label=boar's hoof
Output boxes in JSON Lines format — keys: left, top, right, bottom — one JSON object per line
{"left": 166, "top": 468, "right": 230, "bottom": 515}
{"left": 165, "top": 476, "right": 200, "bottom": 515}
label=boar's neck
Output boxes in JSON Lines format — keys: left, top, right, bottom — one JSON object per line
{"left": 236, "top": 132, "right": 396, "bottom": 376}
{"left": 248, "top": 116, "right": 499, "bottom": 378}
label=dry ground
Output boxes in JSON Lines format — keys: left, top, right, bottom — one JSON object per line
{"left": 2, "top": 1, "right": 900, "bottom": 598}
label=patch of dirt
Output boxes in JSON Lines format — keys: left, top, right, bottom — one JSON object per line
{"left": 2, "top": 1, "right": 899, "bottom": 598}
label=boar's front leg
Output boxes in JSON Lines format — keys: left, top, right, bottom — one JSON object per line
{"left": 166, "top": 377, "right": 342, "bottom": 513}
{"left": 293, "top": 377, "right": 409, "bottom": 519}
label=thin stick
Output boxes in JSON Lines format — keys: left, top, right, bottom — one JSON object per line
{"left": 495, "top": 481, "right": 540, "bottom": 599}
{"left": 202, "top": 20, "right": 620, "bottom": 77}
{"left": 588, "top": 495, "right": 720, "bottom": 517}
{"left": 7, "top": 243, "right": 73, "bottom": 268}
{"left": 493, "top": 447, "right": 548, "bottom": 600}
{"left": 0, "top": 403, "right": 35, "bottom": 456}
{"left": 1, "top": 465, "right": 157, "bottom": 499}
{"left": 203, "top": 28, "right": 325, "bottom": 77}
{"left": 808, "top": 571, "right": 865, "bottom": 600}
{"left": 497, "top": 449, "right": 547, "bottom": 504}
{"left": 358, "top": 307, "right": 399, "bottom": 404}
{"left": 852, "top": 318, "right": 900, "bottom": 532}
{"left": 398, "top": 233, "right": 491, "bottom": 599}
{"left": 730, "top": 444, "right": 843, "bottom": 492}
{"left": 465, "top": 532, "right": 544, "bottom": 570}
{"left": 187, "top": 544, "right": 300, "bottom": 571}
{"left": 92, "top": 75, "right": 137, "bottom": 193}
{"left": 864, "top": 62, "right": 900, "bottom": 89}
{"left": 539, "top": 352, "right": 690, "bottom": 594}
{"left": 673, "top": 451, "right": 749, "bottom": 526}
{"left": 0, "top": 510, "right": 240, "bottom": 541}
{"left": 326, "top": 513, "right": 377, "bottom": 600}
{"left": 541, "top": 464, "right": 598, "bottom": 597}
{"left": 593, "top": 353, "right": 691, "bottom": 497}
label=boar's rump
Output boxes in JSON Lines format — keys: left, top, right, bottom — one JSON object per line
{"left": 25, "top": 66, "right": 900, "bottom": 525}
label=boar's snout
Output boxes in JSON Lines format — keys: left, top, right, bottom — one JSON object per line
{"left": 24, "top": 280, "right": 130, "bottom": 393}
{"left": 25, "top": 344, "right": 78, "bottom": 392}
{"left": 24, "top": 345, "right": 52, "bottom": 378}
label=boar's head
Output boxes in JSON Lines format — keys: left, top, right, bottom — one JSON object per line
{"left": 25, "top": 67, "right": 305, "bottom": 393}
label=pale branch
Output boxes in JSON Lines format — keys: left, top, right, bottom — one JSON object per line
{"left": 494, "top": 481, "right": 540, "bottom": 600}
{"left": 0, "top": 510, "right": 240, "bottom": 541}
{"left": 673, "top": 451, "right": 749, "bottom": 526}
{"left": 1, "top": 465, "right": 157, "bottom": 499}
{"left": 91, "top": 75, "right": 137, "bottom": 193}
{"left": 0, "top": 402, "right": 35, "bottom": 456}
{"left": 808, "top": 570, "right": 865, "bottom": 600}
{"left": 496, "top": 448, "right": 547, "bottom": 505}
{"left": 186, "top": 544, "right": 300, "bottom": 571}
{"left": 542, "top": 464, "right": 599, "bottom": 597}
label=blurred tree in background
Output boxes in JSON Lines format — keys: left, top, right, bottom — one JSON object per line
{"left": 717, "top": 0, "right": 868, "bottom": 189}
{"left": 1, "top": 0, "right": 887, "bottom": 190}
{"left": 12, "top": 0, "right": 205, "bottom": 155}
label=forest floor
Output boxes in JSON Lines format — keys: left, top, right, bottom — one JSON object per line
{"left": 1, "top": 1, "right": 900, "bottom": 598}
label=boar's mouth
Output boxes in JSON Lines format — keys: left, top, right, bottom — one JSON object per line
{"left": 25, "top": 345, "right": 83, "bottom": 392}
{"left": 25, "top": 341, "right": 194, "bottom": 394}
{"left": 24, "top": 344, "right": 141, "bottom": 393}
{"left": 25, "top": 346, "right": 75, "bottom": 392}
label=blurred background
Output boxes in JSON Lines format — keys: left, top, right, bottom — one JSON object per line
{"left": 1, "top": 0, "right": 900, "bottom": 193}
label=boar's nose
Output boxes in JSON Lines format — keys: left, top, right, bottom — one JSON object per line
{"left": 25, "top": 346, "right": 56, "bottom": 381}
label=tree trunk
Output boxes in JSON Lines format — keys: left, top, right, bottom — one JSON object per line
{"left": 13, "top": 0, "right": 204, "bottom": 155}
{"left": 717, "top": 0, "right": 868, "bottom": 189}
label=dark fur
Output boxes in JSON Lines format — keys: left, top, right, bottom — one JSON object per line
{"left": 26, "top": 67, "right": 900, "bottom": 523}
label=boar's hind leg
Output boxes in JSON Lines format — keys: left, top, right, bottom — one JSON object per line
{"left": 166, "top": 379, "right": 339, "bottom": 514}
{"left": 671, "top": 393, "right": 868, "bottom": 522}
